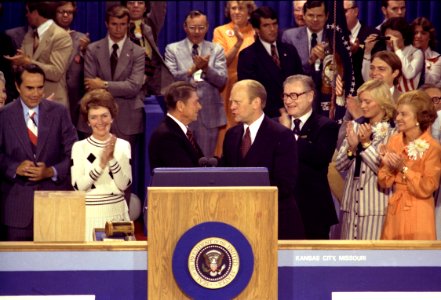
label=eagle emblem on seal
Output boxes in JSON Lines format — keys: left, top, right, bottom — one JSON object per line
{"left": 202, "top": 249, "right": 226, "bottom": 277}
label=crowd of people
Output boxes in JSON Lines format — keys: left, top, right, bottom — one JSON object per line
{"left": 1, "top": 0, "right": 441, "bottom": 242}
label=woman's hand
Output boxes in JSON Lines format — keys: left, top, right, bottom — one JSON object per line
{"left": 346, "top": 122, "right": 359, "bottom": 151}
{"left": 100, "top": 134, "right": 116, "bottom": 169}
{"left": 358, "top": 123, "right": 372, "bottom": 144}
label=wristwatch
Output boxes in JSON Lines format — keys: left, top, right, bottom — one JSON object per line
{"left": 103, "top": 81, "right": 109, "bottom": 89}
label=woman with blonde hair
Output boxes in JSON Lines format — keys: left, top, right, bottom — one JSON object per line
{"left": 379, "top": 90, "right": 441, "bottom": 240}
{"left": 212, "top": 1, "right": 256, "bottom": 156}
{"left": 336, "top": 79, "right": 396, "bottom": 239}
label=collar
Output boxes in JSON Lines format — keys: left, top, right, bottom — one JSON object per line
{"left": 349, "top": 20, "right": 361, "bottom": 43}
{"left": 167, "top": 113, "right": 189, "bottom": 135}
{"left": 259, "top": 38, "right": 277, "bottom": 56}
{"left": 36, "top": 19, "right": 53, "bottom": 39}
{"left": 108, "top": 35, "right": 127, "bottom": 54}
{"left": 243, "top": 113, "right": 265, "bottom": 144}
{"left": 21, "top": 98, "right": 40, "bottom": 123}
{"left": 185, "top": 38, "right": 203, "bottom": 54}
{"left": 290, "top": 109, "right": 312, "bottom": 131}
{"left": 306, "top": 28, "right": 323, "bottom": 42}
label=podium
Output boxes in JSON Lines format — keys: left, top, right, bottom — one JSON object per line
{"left": 147, "top": 186, "right": 278, "bottom": 299}
{"left": 34, "top": 191, "right": 86, "bottom": 242}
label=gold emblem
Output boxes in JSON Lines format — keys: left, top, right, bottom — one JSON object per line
{"left": 188, "top": 237, "right": 240, "bottom": 289}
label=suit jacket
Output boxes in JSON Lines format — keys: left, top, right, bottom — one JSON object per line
{"left": 237, "top": 39, "right": 303, "bottom": 118}
{"left": 5, "top": 25, "right": 29, "bottom": 51}
{"left": 293, "top": 111, "right": 339, "bottom": 237}
{"left": 165, "top": 39, "right": 227, "bottom": 129}
{"left": 66, "top": 30, "right": 87, "bottom": 125}
{"left": 140, "top": 1, "right": 173, "bottom": 95}
{"left": 282, "top": 27, "right": 312, "bottom": 73}
{"left": 148, "top": 116, "right": 204, "bottom": 171}
{"left": 22, "top": 22, "right": 72, "bottom": 107}
{"left": 221, "top": 116, "right": 304, "bottom": 239}
{"left": 0, "top": 99, "right": 78, "bottom": 229}
{"left": 83, "top": 36, "right": 145, "bottom": 135}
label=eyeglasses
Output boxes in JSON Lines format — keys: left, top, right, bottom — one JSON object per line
{"left": 57, "top": 10, "right": 75, "bottom": 16}
{"left": 432, "top": 96, "right": 441, "bottom": 104}
{"left": 282, "top": 90, "right": 311, "bottom": 101}
{"left": 187, "top": 25, "right": 207, "bottom": 32}
{"left": 344, "top": 7, "right": 355, "bottom": 13}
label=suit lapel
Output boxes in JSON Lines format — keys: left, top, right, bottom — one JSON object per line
{"left": 113, "top": 39, "right": 132, "bottom": 80}
{"left": 255, "top": 40, "right": 279, "bottom": 75}
{"left": 35, "top": 100, "right": 52, "bottom": 159}
{"left": 33, "top": 23, "right": 55, "bottom": 59}
{"left": 97, "top": 38, "right": 112, "bottom": 80}
{"left": 11, "top": 100, "right": 35, "bottom": 159}
{"left": 22, "top": 31, "right": 34, "bottom": 57}
{"left": 296, "top": 27, "right": 309, "bottom": 64}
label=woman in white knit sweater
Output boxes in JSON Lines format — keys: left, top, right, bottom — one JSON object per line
{"left": 71, "top": 89, "right": 131, "bottom": 241}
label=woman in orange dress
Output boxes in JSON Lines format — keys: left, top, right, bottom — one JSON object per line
{"left": 378, "top": 90, "right": 441, "bottom": 240}
{"left": 212, "top": 1, "right": 256, "bottom": 156}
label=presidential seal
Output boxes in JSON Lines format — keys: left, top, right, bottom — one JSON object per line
{"left": 188, "top": 237, "right": 240, "bottom": 289}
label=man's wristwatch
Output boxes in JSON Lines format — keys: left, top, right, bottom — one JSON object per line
{"left": 103, "top": 81, "right": 109, "bottom": 89}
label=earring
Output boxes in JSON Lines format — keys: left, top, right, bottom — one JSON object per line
{"left": 416, "top": 122, "right": 420, "bottom": 127}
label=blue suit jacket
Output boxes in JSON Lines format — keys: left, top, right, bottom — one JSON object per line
{"left": 0, "top": 99, "right": 78, "bottom": 228}
{"left": 237, "top": 38, "right": 303, "bottom": 118}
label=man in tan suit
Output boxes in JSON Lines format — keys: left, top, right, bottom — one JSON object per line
{"left": 5, "top": 2, "right": 72, "bottom": 108}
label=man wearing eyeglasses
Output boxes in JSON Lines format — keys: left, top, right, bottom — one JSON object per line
{"left": 164, "top": 10, "right": 227, "bottom": 157}
{"left": 279, "top": 74, "right": 338, "bottom": 239}
{"left": 222, "top": 79, "right": 304, "bottom": 239}
{"left": 54, "top": 1, "right": 90, "bottom": 127}
{"left": 4, "top": 2, "right": 72, "bottom": 108}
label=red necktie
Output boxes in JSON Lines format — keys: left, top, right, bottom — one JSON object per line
{"left": 186, "top": 129, "right": 198, "bottom": 151}
{"left": 271, "top": 44, "right": 280, "bottom": 67}
{"left": 240, "top": 127, "right": 251, "bottom": 158}
{"left": 27, "top": 111, "right": 38, "bottom": 146}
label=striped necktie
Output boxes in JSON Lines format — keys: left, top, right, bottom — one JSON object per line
{"left": 27, "top": 110, "right": 38, "bottom": 146}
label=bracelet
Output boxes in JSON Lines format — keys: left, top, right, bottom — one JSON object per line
{"left": 347, "top": 149, "right": 354, "bottom": 157}
{"left": 361, "top": 142, "right": 371, "bottom": 149}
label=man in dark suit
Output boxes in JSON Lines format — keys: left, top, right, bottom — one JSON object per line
{"left": 148, "top": 81, "right": 204, "bottom": 171}
{"left": 237, "top": 6, "right": 303, "bottom": 119}
{"left": 221, "top": 79, "right": 304, "bottom": 239}
{"left": 0, "top": 64, "right": 78, "bottom": 241}
{"left": 82, "top": 4, "right": 145, "bottom": 148}
{"left": 123, "top": 0, "right": 173, "bottom": 97}
{"left": 280, "top": 74, "right": 338, "bottom": 239}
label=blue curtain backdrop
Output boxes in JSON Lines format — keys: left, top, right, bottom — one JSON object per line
{"left": 1, "top": 1, "right": 441, "bottom": 53}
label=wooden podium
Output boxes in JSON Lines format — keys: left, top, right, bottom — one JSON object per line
{"left": 34, "top": 191, "right": 86, "bottom": 242}
{"left": 147, "top": 186, "right": 278, "bottom": 299}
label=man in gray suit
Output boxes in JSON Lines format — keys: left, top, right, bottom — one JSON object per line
{"left": 5, "top": 2, "right": 73, "bottom": 108}
{"left": 123, "top": 0, "right": 173, "bottom": 97}
{"left": 82, "top": 5, "right": 145, "bottom": 148}
{"left": 164, "top": 10, "right": 227, "bottom": 157}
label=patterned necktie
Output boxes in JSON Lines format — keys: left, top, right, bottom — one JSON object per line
{"left": 110, "top": 43, "right": 119, "bottom": 79}
{"left": 27, "top": 110, "right": 38, "bottom": 146}
{"left": 271, "top": 43, "right": 280, "bottom": 67}
{"left": 311, "top": 33, "right": 317, "bottom": 52}
{"left": 293, "top": 118, "right": 301, "bottom": 137}
{"left": 240, "top": 127, "right": 251, "bottom": 158}
{"left": 186, "top": 128, "right": 198, "bottom": 151}
{"left": 33, "top": 30, "right": 39, "bottom": 53}
{"left": 192, "top": 44, "right": 199, "bottom": 57}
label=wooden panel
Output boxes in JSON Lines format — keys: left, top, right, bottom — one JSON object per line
{"left": 34, "top": 191, "right": 86, "bottom": 242}
{"left": 148, "top": 187, "right": 278, "bottom": 300}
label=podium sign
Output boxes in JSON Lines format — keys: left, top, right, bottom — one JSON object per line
{"left": 148, "top": 186, "right": 278, "bottom": 299}
{"left": 34, "top": 191, "right": 86, "bottom": 242}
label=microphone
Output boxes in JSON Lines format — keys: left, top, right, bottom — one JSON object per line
{"left": 198, "top": 157, "right": 218, "bottom": 167}
{"left": 198, "top": 157, "right": 209, "bottom": 167}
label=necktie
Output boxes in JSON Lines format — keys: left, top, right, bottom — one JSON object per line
{"left": 240, "top": 127, "right": 251, "bottom": 158}
{"left": 186, "top": 128, "right": 198, "bottom": 151}
{"left": 192, "top": 44, "right": 199, "bottom": 57}
{"left": 311, "top": 33, "right": 317, "bottom": 52}
{"left": 293, "top": 118, "right": 301, "bottom": 137}
{"left": 110, "top": 43, "right": 119, "bottom": 79}
{"left": 27, "top": 110, "right": 38, "bottom": 146}
{"left": 270, "top": 43, "right": 280, "bottom": 67}
{"left": 33, "top": 30, "right": 39, "bottom": 53}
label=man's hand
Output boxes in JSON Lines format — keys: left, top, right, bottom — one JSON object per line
{"left": 85, "top": 77, "right": 105, "bottom": 91}
{"left": 16, "top": 161, "right": 54, "bottom": 181}
{"left": 308, "top": 43, "right": 326, "bottom": 64}
{"left": 193, "top": 55, "right": 210, "bottom": 71}
{"left": 4, "top": 49, "right": 32, "bottom": 66}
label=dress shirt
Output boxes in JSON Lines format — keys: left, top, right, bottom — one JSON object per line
{"left": 306, "top": 28, "right": 323, "bottom": 53}
{"left": 108, "top": 35, "right": 127, "bottom": 57}
{"left": 35, "top": 19, "right": 54, "bottom": 40}
{"left": 290, "top": 109, "right": 312, "bottom": 133}
{"left": 243, "top": 113, "right": 265, "bottom": 144}
{"left": 349, "top": 20, "right": 362, "bottom": 44}
{"left": 167, "top": 112, "right": 190, "bottom": 135}
{"left": 259, "top": 38, "right": 279, "bottom": 58}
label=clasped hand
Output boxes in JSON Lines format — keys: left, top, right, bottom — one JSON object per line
{"left": 16, "top": 160, "right": 53, "bottom": 181}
